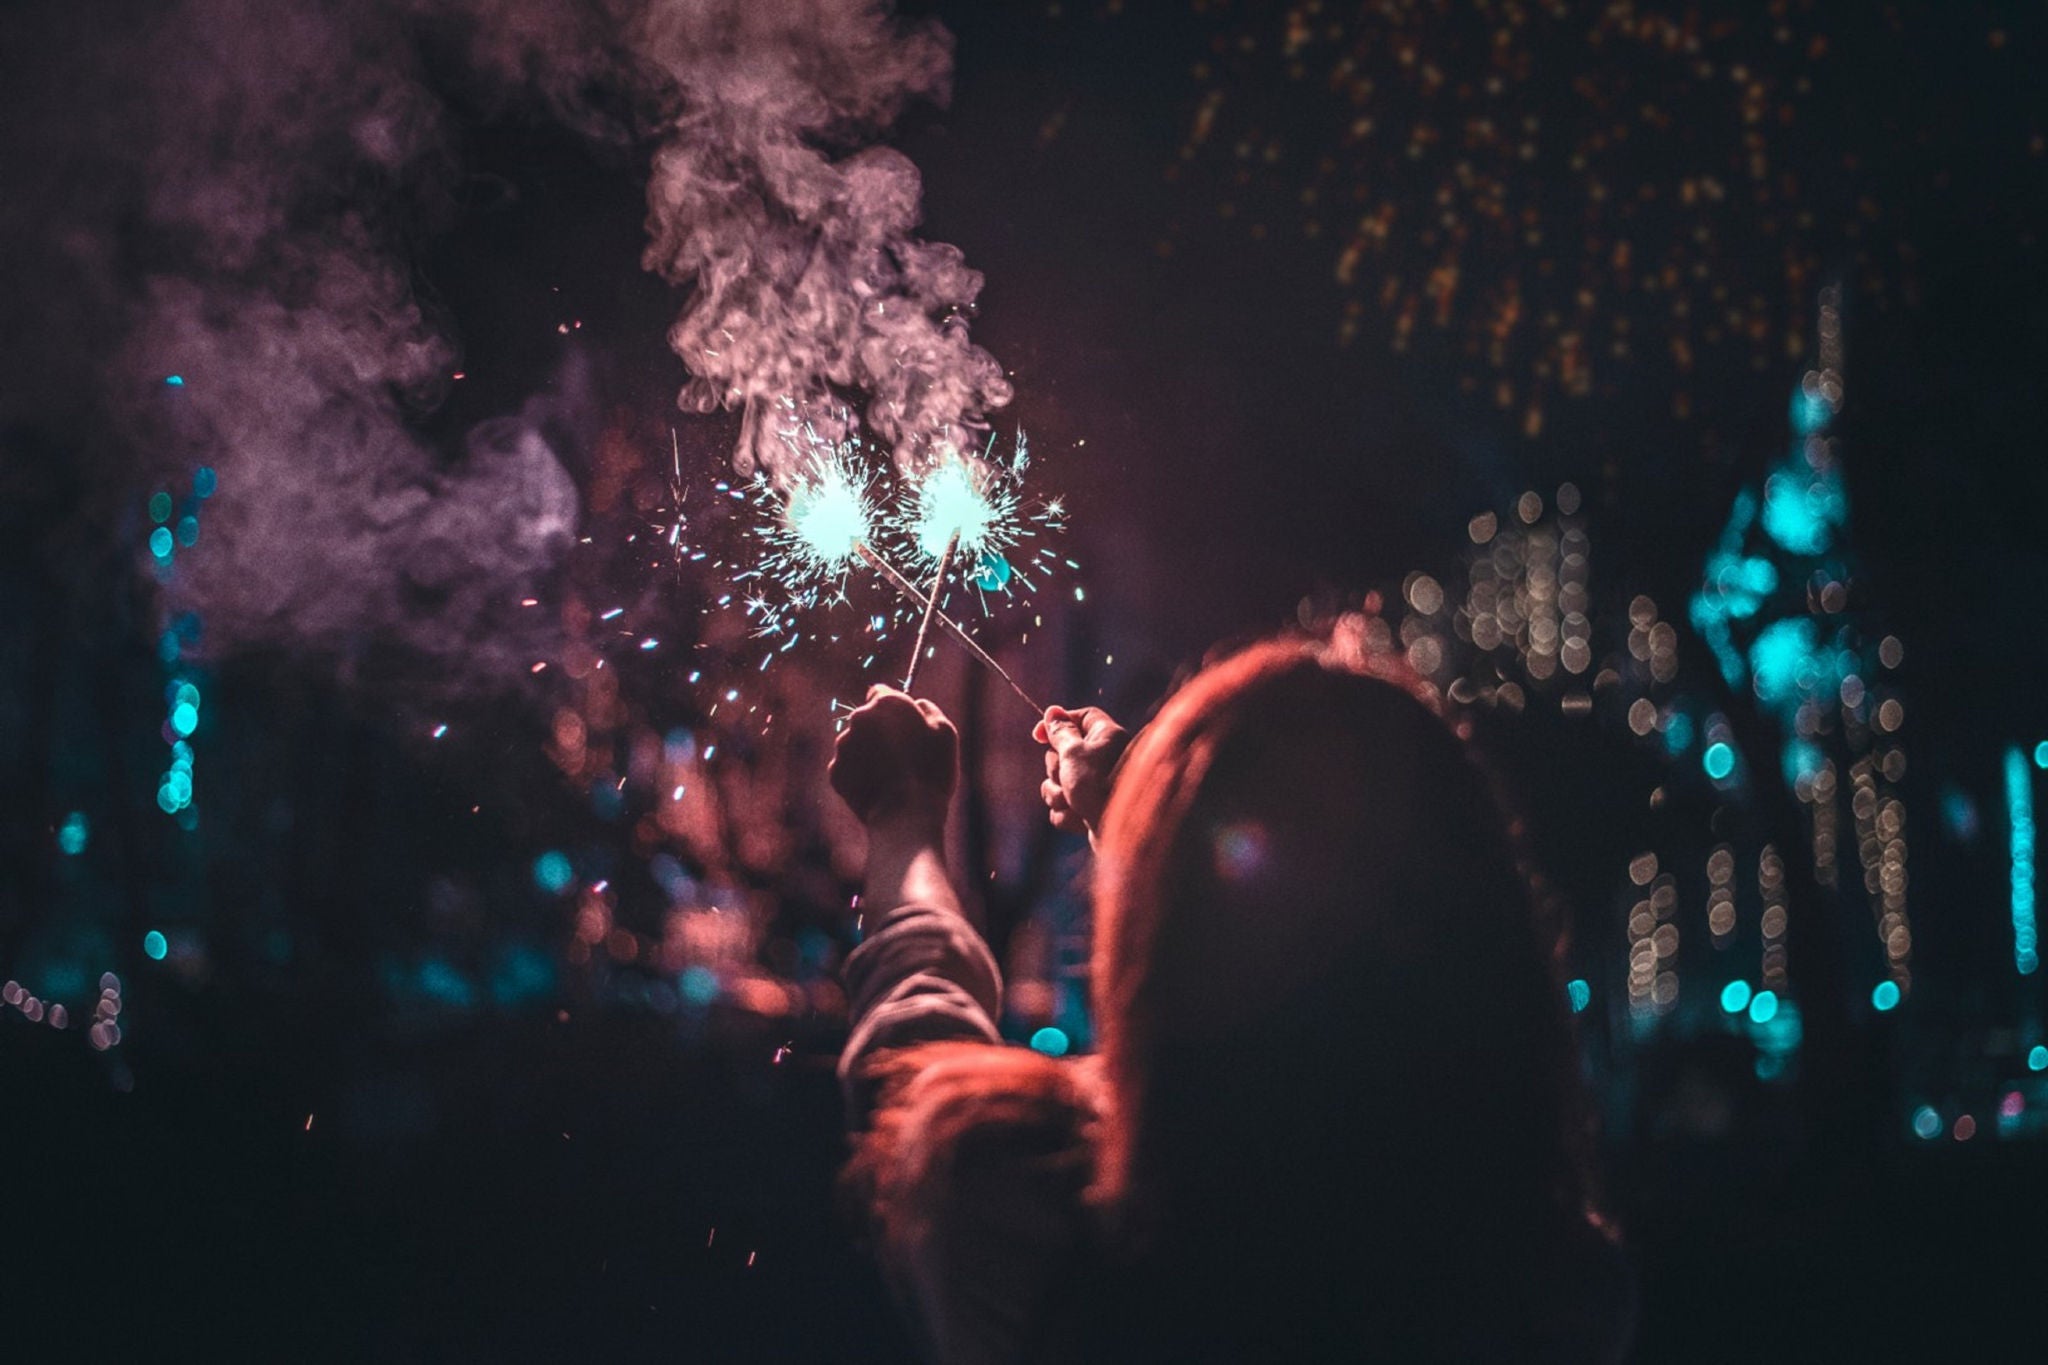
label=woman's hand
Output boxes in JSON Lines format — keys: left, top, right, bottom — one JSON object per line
{"left": 1033, "top": 705, "right": 1130, "bottom": 835}
{"left": 830, "top": 685, "right": 959, "bottom": 836}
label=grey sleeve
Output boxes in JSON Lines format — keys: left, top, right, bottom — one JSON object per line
{"left": 837, "top": 902, "right": 1004, "bottom": 1125}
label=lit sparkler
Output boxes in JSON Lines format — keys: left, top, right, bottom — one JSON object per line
{"left": 889, "top": 431, "right": 1068, "bottom": 610}
{"left": 746, "top": 451, "right": 1041, "bottom": 711}
{"left": 682, "top": 418, "right": 1069, "bottom": 717}
{"left": 783, "top": 454, "right": 872, "bottom": 572}
{"left": 907, "top": 456, "right": 1011, "bottom": 561}
{"left": 734, "top": 430, "right": 885, "bottom": 642}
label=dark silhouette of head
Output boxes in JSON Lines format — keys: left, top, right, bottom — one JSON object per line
{"left": 1086, "top": 639, "right": 1602, "bottom": 1356}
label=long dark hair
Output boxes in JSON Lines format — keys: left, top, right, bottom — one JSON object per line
{"left": 1085, "top": 640, "right": 1608, "bottom": 1354}
{"left": 853, "top": 638, "right": 1620, "bottom": 1360}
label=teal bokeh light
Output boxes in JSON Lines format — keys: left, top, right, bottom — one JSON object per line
{"left": 1791, "top": 387, "right": 1833, "bottom": 436}
{"left": 58, "top": 811, "right": 90, "bottom": 856}
{"left": 1748, "top": 989, "right": 1780, "bottom": 1024}
{"left": 532, "top": 850, "right": 574, "bottom": 895}
{"left": 1566, "top": 979, "right": 1591, "bottom": 1013}
{"left": 1702, "top": 741, "right": 1736, "bottom": 781}
{"left": 1719, "top": 980, "right": 1753, "bottom": 1015}
{"left": 1749, "top": 617, "right": 1821, "bottom": 705}
{"left": 970, "top": 551, "right": 1014, "bottom": 592}
{"left": 1761, "top": 463, "right": 1846, "bottom": 556}
{"left": 417, "top": 958, "right": 477, "bottom": 1009}
{"left": 490, "top": 945, "right": 556, "bottom": 1008}
{"left": 143, "top": 930, "right": 168, "bottom": 961}
{"left": 680, "top": 966, "right": 720, "bottom": 1006}
{"left": 1782, "top": 738, "right": 1825, "bottom": 791}
{"left": 2008, "top": 747, "right": 2038, "bottom": 976}
{"left": 1871, "top": 980, "right": 1901, "bottom": 1012}
{"left": 1029, "top": 1026, "right": 1070, "bottom": 1057}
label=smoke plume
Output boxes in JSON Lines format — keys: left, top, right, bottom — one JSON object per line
{"left": 0, "top": 0, "right": 1005, "bottom": 697}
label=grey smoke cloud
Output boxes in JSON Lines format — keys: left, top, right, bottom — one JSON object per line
{"left": 0, "top": 0, "right": 1003, "bottom": 697}
{"left": 631, "top": 3, "right": 1012, "bottom": 477}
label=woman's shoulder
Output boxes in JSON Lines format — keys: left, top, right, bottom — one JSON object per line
{"left": 851, "top": 1044, "right": 1102, "bottom": 1234}
{"left": 848, "top": 1044, "right": 1105, "bottom": 1364}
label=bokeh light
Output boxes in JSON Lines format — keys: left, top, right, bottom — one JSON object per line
{"left": 1028, "top": 1026, "right": 1070, "bottom": 1057}
{"left": 532, "top": 851, "right": 574, "bottom": 896}
{"left": 2008, "top": 747, "right": 2038, "bottom": 975}
{"left": 57, "top": 811, "right": 89, "bottom": 856}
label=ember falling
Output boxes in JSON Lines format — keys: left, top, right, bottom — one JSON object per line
{"left": 2, "top": 1, "right": 2046, "bottom": 1360}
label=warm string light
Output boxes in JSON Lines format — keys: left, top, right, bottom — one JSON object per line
{"left": 1706, "top": 845, "right": 1736, "bottom": 944}
{"left": 1623, "top": 854, "right": 1680, "bottom": 1023}
{"left": 1154, "top": 5, "right": 1932, "bottom": 440}
{"left": 1808, "top": 760, "right": 1840, "bottom": 889}
{"left": 1624, "top": 854, "right": 1656, "bottom": 1020}
{"left": 1758, "top": 846, "right": 1789, "bottom": 994}
{"left": 1334, "top": 289, "right": 1918, "bottom": 1071}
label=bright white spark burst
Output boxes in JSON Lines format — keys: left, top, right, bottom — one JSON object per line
{"left": 908, "top": 457, "right": 1008, "bottom": 559}
{"left": 785, "top": 452, "right": 873, "bottom": 569}
{"left": 732, "top": 432, "right": 880, "bottom": 639}
{"left": 891, "top": 431, "right": 1066, "bottom": 606}
{"left": 678, "top": 420, "right": 1074, "bottom": 692}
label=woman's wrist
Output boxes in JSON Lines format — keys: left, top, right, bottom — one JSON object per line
{"left": 862, "top": 814, "right": 963, "bottom": 921}
{"left": 863, "top": 808, "right": 946, "bottom": 854}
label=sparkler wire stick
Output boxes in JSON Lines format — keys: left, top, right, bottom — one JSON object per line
{"left": 855, "top": 542, "right": 1043, "bottom": 716}
{"left": 903, "top": 530, "right": 958, "bottom": 692}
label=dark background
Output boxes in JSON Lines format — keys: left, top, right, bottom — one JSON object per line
{"left": 5, "top": 2, "right": 2047, "bottom": 1359}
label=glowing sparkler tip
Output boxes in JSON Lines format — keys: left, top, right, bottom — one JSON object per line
{"left": 911, "top": 459, "right": 1000, "bottom": 558}
{"left": 785, "top": 457, "right": 873, "bottom": 569}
